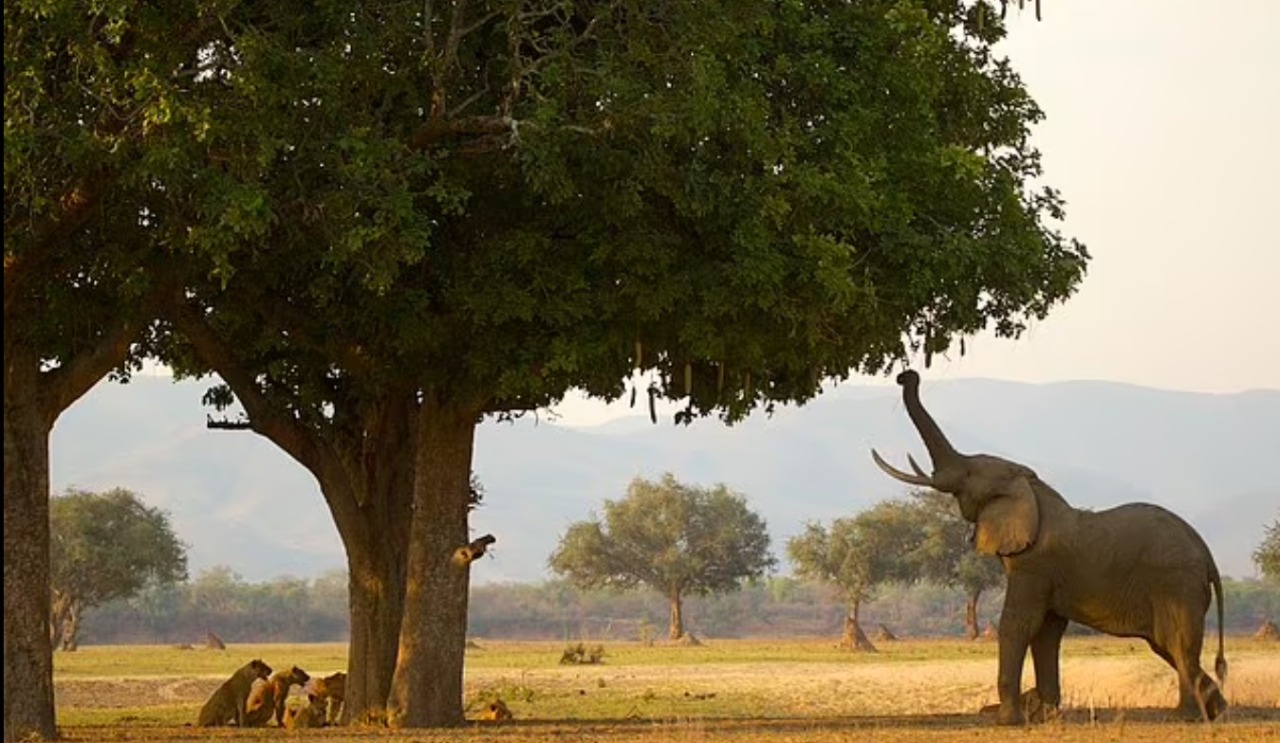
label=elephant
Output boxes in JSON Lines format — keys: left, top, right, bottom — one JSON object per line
{"left": 871, "top": 370, "right": 1227, "bottom": 725}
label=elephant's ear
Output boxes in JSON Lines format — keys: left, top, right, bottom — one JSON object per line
{"left": 975, "top": 476, "right": 1039, "bottom": 557}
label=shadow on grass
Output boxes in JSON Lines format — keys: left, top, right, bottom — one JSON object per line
{"left": 55, "top": 706, "right": 1280, "bottom": 741}
{"left": 521, "top": 705, "right": 1280, "bottom": 730}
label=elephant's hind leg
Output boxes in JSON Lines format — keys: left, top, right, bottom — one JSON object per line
{"left": 1155, "top": 612, "right": 1224, "bottom": 721}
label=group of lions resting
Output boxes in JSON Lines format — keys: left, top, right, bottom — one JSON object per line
{"left": 196, "top": 659, "right": 345, "bottom": 728}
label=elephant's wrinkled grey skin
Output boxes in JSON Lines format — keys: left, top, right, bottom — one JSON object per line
{"left": 872, "top": 370, "right": 1227, "bottom": 726}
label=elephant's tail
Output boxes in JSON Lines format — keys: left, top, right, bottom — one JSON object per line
{"left": 1211, "top": 565, "right": 1227, "bottom": 684}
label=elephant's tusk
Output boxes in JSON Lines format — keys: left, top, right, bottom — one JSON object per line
{"left": 871, "top": 449, "right": 935, "bottom": 487}
{"left": 907, "top": 453, "right": 930, "bottom": 478}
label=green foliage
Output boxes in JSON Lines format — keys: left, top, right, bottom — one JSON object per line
{"left": 548, "top": 474, "right": 775, "bottom": 600}
{"left": 129, "top": 0, "right": 1092, "bottom": 427}
{"left": 49, "top": 488, "right": 188, "bottom": 649}
{"left": 903, "top": 489, "right": 1004, "bottom": 598}
{"left": 50, "top": 488, "right": 188, "bottom": 607}
{"left": 1255, "top": 518, "right": 1280, "bottom": 582}
{"left": 4, "top": 1, "right": 230, "bottom": 369}
{"left": 787, "top": 500, "right": 922, "bottom": 612}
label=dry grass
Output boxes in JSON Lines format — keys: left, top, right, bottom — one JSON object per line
{"left": 52, "top": 636, "right": 1280, "bottom": 742}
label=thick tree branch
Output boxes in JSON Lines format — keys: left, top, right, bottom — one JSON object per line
{"left": 40, "top": 319, "right": 138, "bottom": 426}
{"left": 166, "top": 296, "right": 326, "bottom": 475}
{"left": 409, "top": 114, "right": 516, "bottom": 151}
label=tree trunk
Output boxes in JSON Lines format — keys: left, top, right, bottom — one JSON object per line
{"left": 179, "top": 309, "right": 418, "bottom": 725}
{"left": 839, "top": 600, "right": 876, "bottom": 653}
{"left": 50, "top": 591, "right": 72, "bottom": 648}
{"left": 965, "top": 590, "right": 981, "bottom": 641}
{"left": 4, "top": 353, "right": 57, "bottom": 742}
{"left": 342, "top": 517, "right": 408, "bottom": 724}
{"left": 60, "top": 600, "right": 83, "bottom": 652}
{"left": 668, "top": 586, "right": 684, "bottom": 640}
{"left": 387, "top": 397, "right": 477, "bottom": 728}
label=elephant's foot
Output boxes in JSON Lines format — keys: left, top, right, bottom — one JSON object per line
{"left": 982, "top": 688, "right": 1055, "bottom": 725}
{"left": 1200, "top": 681, "right": 1228, "bottom": 721}
{"left": 978, "top": 701, "right": 1024, "bottom": 726}
{"left": 995, "top": 701, "right": 1025, "bottom": 726}
{"left": 996, "top": 707, "right": 1025, "bottom": 726}
{"left": 981, "top": 691, "right": 1042, "bottom": 725}
{"left": 1174, "top": 693, "right": 1227, "bottom": 722}
{"left": 1023, "top": 689, "right": 1060, "bottom": 724}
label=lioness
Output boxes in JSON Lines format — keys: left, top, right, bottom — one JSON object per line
{"left": 245, "top": 665, "right": 310, "bottom": 726}
{"left": 284, "top": 694, "right": 328, "bottom": 729}
{"left": 308, "top": 671, "right": 347, "bottom": 724}
{"left": 197, "top": 659, "right": 273, "bottom": 726}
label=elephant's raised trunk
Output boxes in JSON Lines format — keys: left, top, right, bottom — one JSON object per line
{"left": 897, "top": 370, "right": 961, "bottom": 469}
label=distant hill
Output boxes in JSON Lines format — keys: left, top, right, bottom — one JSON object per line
{"left": 51, "top": 376, "right": 1279, "bottom": 583}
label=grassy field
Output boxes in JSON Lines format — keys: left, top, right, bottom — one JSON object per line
{"left": 52, "top": 636, "right": 1279, "bottom": 742}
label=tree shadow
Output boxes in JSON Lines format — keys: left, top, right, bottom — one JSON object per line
{"left": 508, "top": 705, "right": 1280, "bottom": 735}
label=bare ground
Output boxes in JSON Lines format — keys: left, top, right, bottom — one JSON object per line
{"left": 52, "top": 640, "right": 1280, "bottom": 742}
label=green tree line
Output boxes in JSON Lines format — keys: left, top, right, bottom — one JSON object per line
{"left": 80, "top": 572, "right": 1279, "bottom": 646}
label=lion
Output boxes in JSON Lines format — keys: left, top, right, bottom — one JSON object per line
{"left": 307, "top": 671, "right": 347, "bottom": 725}
{"left": 477, "top": 699, "right": 513, "bottom": 722}
{"left": 196, "top": 659, "right": 273, "bottom": 726}
{"left": 244, "top": 665, "right": 310, "bottom": 727}
{"left": 284, "top": 694, "right": 329, "bottom": 729}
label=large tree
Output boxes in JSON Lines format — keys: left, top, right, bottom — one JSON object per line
{"left": 788, "top": 501, "right": 923, "bottom": 651}
{"left": 3, "top": 2, "right": 228, "bottom": 737}
{"left": 905, "top": 489, "right": 1004, "bottom": 639}
{"left": 1256, "top": 518, "right": 1280, "bottom": 582}
{"left": 169, "top": 0, "right": 1084, "bottom": 724}
{"left": 11, "top": 0, "right": 1086, "bottom": 732}
{"left": 549, "top": 474, "right": 775, "bottom": 640}
{"left": 49, "top": 488, "right": 188, "bottom": 651}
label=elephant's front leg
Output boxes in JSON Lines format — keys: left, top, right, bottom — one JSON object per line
{"left": 1029, "top": 613, "right": 1069, "bottom": 721}
{"left": 995, "top": 590, "right": 1045, "bottom": 726}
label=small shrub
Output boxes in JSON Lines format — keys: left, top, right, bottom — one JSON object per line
{"left": 559, "top": 642, "right": 606, "bottom": 665}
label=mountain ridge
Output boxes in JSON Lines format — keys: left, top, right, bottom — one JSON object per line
{"left": 50, "top": 376, "right": 1279, "bottom": 584}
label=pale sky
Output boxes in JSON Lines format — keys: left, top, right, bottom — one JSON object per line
{"left": 554, "top": 0, "right": 1280, "bottom": 426}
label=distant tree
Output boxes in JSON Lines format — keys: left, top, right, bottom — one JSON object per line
{"left": 548, "top": 474, "right": 774, "bottom": 640}
{"left": 1256, "top": 518, "right": 1280, "bottom": 582}
{"left": 49, "top": 488, "right": 187, "bottom": 651}
{"left": 787, "top": 501, "right": 922, "bottom": 651}
{"left": 904, "top": 490, "right": 1005, "bottom": 639}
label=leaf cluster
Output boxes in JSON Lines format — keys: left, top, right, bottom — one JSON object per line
{"left": 49, "top": 487, "right": 189, "bottom": 610}
{"left": 547, "top": 473, "right": 775, "bottom": 597}
{"left": 787, "top": 489, "right": 1002, "bottom": 607}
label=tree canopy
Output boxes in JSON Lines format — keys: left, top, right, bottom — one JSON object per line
{"left": 788, "top": 500, "right": 924, "bottom": 649}
{"left": 549, "top": 473, "right": 774, "bottom": 639}
{"left": 49, "top": 488, "right": 188, "bottom": 651}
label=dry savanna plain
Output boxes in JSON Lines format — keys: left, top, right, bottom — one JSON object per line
{"left": 52, "top": 636, "right": 1279, "bottom": 743}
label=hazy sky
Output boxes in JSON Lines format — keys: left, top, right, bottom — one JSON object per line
{"left": 555, "top": 0, "right": 1280, "bottom": 426}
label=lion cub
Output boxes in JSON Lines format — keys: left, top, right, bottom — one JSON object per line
{"left": 284, "top": 694, "right": 329, "bottom": 729}
{"left": 477, "top": 699, "right": 513, "bottom": 722}
{"left": 245, "top": 665, "right": 310, "bottom": 726}
{"left": 308, "top": 671, "right": 347, "bottom": 724}
{"left": 197, "top": 659, "right": 273, "bottom": 726}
